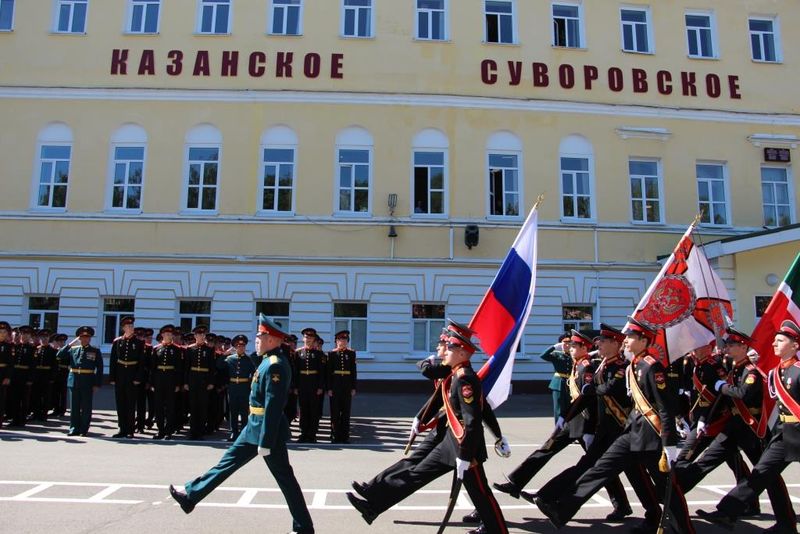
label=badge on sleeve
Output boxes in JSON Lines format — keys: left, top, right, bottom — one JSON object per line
{"left": 461, "top": 384, "right": 474, "bottom": 404}
{"left": 745, "top": 374, "right": 756, "bottom": 385}
{"left": 252, "top": 370, "right": 259, "bottom": 384}
{"left": 654, "top": 371, "right": 666, "bottom": 389}
{"left": 271, "top": 373, "right": 281, "bottom": 383}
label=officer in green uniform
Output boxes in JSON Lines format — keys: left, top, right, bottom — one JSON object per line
{"left": 169, "top": 314, "right": 314, "bottom": 534}
{"left": 57, "top": 326, "right": 103, "bottom": 436}
{"left": 540, "top": 332, "right": 572, "bottom": 422}
{"left": 221, "top": 334, "right": 256, "bottom": 441}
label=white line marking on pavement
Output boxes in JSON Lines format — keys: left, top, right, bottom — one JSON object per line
{"left": 311, "top": 491, "right": 328, "bottom": 508}
{"left": 88, "top": 484, "right": 122, "bottom": 502}
{"left": 236, "top": 489, "right": 259, "bottom": 506}
{"left": 11, "top": 483, "right": 53, "bottom": 499}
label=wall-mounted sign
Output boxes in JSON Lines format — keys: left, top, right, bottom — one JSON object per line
{"left": 764, "top": 147, "right": 791, "bottom": 163}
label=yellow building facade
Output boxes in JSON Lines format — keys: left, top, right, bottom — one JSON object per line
{"left": 0, "top": 0, "right": 797, "bottom": 382}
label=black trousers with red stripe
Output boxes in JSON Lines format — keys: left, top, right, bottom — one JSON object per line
{"left": 716, "top": 436, "right": 797, "bottom": 530}
{"left": 550, "top": 432, "right": 695, "bottom": 534}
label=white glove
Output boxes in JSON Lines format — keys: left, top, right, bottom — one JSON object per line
{"left": 411, "top": 417, "right": 420, "bottom": 434}
{"left": 696, "top": 420, "right": 706, "bottom": 435}
{"left": 677, "top": 418, "right": 690, "bottom": 440}
{"left": 714, "top": 380, "right": 727, "bottom": 392}
{"left": 555, "top": 416, "right": 565, "bottom": 431}
{"left": 494, "top": 436, "right": 511, "bottom": 458}
{"left": 426, "top": 354, "right": 436, "bottom": 365}
{"left": 554, "top": 342, "right": 564, "bottom": 352}
{"left": 258, "top": 447, "right": 270, "bottom": 457}
{"left": 455, "top": 458, "right": 470, "bottom": 480}
{"left": 664, "top": 446, "right": 678, "bottom": 467}
{"left": 582, "top": 434, "right": 594, "bottom": 449}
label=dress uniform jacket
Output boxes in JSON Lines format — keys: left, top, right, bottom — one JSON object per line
{"left": 185, "top": 343, "right": 217, "bottom": 438}
{"left": 57, "top": 342, "right": 103, "bottom": 435}
{"left": 110, "top": 335, "right": 145, "bottom": 435}
{"left": 222, "top": 352, "right": 256, "bottom": 438}
{"left": 31, "top": 343, "right": 57, "bottom": 420}
{"left": 182, "top": 346, "right": 314, "bottom": 533}
{"left": 0, "top": 340, "right": 13, "bottom": 426}
{"left": 150, "top": 343, "right": 183, "bottom": 438}
{"left": 295, "top": 346, "right": 325, "bottom": 442}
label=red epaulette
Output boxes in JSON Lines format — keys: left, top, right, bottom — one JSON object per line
{"left": 794, "top": 361, "right": 800, "bottom": 368}
{"left": 745, "top": 362, "right": 756, "bottom": 370}
{"left": 644, "top": 355, "right": 657, "bottom": 365}
{"left": 113, "top": 336, "right": 123, "bottom": 342}
{"left": 456, "top": 367, "right": 466, "bottom": 377}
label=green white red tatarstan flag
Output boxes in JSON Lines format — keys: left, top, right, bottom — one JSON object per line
{"left": 751, "top": 253, "right": 800, "bottom": 373}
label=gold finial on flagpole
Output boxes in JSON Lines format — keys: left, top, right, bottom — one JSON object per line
{"left": 691, "top": 210, "right": 703, "bottom": 228}
{"left": 532, "top": 194, "right": 545, "bottom": 211}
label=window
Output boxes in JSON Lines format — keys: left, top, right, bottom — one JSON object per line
{"left": 0, "top": 0, "right": 15, "bottom": 31}
{"left": 342, "top": 0, "right": 372, "bottom": 38}
{"left": 484, "top": 0, "right": 513, "bottom": 44}
{"left": 102, "top": 298, "right": 135, "bottom": 344}
{"left": 686, "top": 12, "right": 715, "bottom": 58}
{"left": 260, "top": 126, "right": 297, "bottom": 215}
{"left": 416, "top": 0, "right": 445, "bottom": 41}
{"left": 620, "top": 7, "right": 650, "bottom": 53}
{"left": 629, "top": 159, "right": 662, "bottom": 223}
{"left": 334, "top": 302, "right": 367, "bottom": 352}
{"left": 28, "top": 296, "right": 60, "bottom": 331}
{"left": 256, "top": 301, "right": 290, "bottom": 332}
{"left": 552, "top": 3, "right": 581, "bottom": 48}
{"left": 412, "top": 304, "right": 445, "bottom": 352}
{"left": 696, "top": 163, "right": 728, "bottom": 225}
{"left": 761, "top": 167, "right": 792, "bottom": 227}
{"left": 186, "top": 148, "right": 219, "bottom": 210}
{"left": 36, "top": 145, "right": 71, "bottom": 209}
{"left": 55, "top": 0, "right": 88, "bottom": 33}
{"left": 335, "top": 127, "right": 373, "bottom": 215}
{"left": 270, "top": 0, "right": 301, "bottom": 35}
{"left": 754, "top": 295, "right": 771, "bottom": 318}
{"left": 128, "top": 0, "right": 160, "bottom": 33}
{"left": 413, "top": 152, "right": 445, "bottom": 215}
{"left": 198, "top": 0, "right": 230, "bottom": 34}
{"left": 110, "top": 147, "right": 144, "bottom": 210}
{"left": 488, "top": 154, "right": 520, "bottom": 217}
{"left": 749, "top": 18, "right": 778, "bottom": 62}
{"left": 179, "top": 300, "right": 211, "bottom": 332}
{"left": 562, "top": 305, "right": 593, "bottom": 332}
{"left": 561, "top": 157, "right": 592, "bottom": 219}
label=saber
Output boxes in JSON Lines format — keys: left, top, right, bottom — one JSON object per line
{"left": 436, "top": 471, "right": 463, "bottom": 534}
{"left": 403, "top": 382, "right": 442, "bottom": 455}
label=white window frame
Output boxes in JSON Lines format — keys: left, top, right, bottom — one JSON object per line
{"left": 257, "top": 125, "right": 297, "bottom": 216}
{"left": 411, "top": 303, "right": 446, "bottom": 355}
{"left": 628, "top": 158, "right": 664, "bottom": 225}
{"left": 562, "top": 304, "right": 595, "bottom": 332}
{"left": 341, "top": 0, "right": 373, "bottom": 38}
{"left": 619, "top": 5, "right": 652, "bottom": 54}
{"left": 178, "top": 300, "right": 212, "bottom": 332}
{"left": 559, "top": 155, "right": 595, "bottom": 222}
{"left": 196, "top": 0, "right": 231, "bottom": 35}
{"left": 183, "top": 145, "right": 221, "bottom": 213}
{"left": 26, "top": 295, "right": 60, "bottom": 332}
{"left": 32, "top": 124, "right": 73, "bottom": 213}
{"left": 101, "top": 297, "right": 135, "bottom": 346}
{"left": 108, "top": 145, "right": 146, "bottom": 213}
{"left": 269, "top": 0, "right": 303, "bottom": 36}
{"left": 486, "top": 152, "right": 522, "bottom": 219}
{"left": 696, "top": 161, "right": 730, "bottom": 227}
{"left": 415, "top": 0, "right": 447, "bottom": 41}
{"left": 483, "top": 0, "right": 515, "bottom": 44}
{"left": 761, "top": 165, "right": 794, "bottom": 228}
{"left": 552, "top": 1, "right": 584, "bottom": 49}
{"left": 411, "top": 150, "right": 447, "bottom": 218}
{"left": 260, "top": 146, "right": 296, "bottom": 216}
{"left": 749, "top": 16, "right": 781, "bottom": 63}
{"left": 685, "top": 10, "right": 717, "bottom": 59}
{"left": 754, "top": 295, "right": 772, "bottom": 319}
{"left": 0, "top": 0, "right": 16, "bottom": 31}
{"left": 126, "top": 0, "right": 161, "bottom": 34}
{"left": 54, "top": 0, "right": 88, "bottom": 33}
{"left": 333, "top": 302, "right": 369, "bottom": 355}
{"left": 411, "top": 129, "right": 449, "bottom": 219}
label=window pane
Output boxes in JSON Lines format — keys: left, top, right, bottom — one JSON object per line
{"left": 189, "top": 147, "right": 218, "bottom": 161}
{"left": 334, "top": 302, "right": 367, "bottom": 317}
{"left": 144, "top": 4, "right": 159, "bottom": 32}
{"left": 127, "top": 186, "right": 141, "bottom": 209}
{"left": 561, "top": 157, "right": 588, "bottom": 171}
{"left": 413, "top": 323, "right": 427, "bottom": 351}
{"left": 203, "top": 163, "right": 218, "bottom": 185}
{"left": 272, "top": 6, "right": 284, "bottom": 33}
{"left": 339, "top": 149, "right": 369, "bottom": 163}
{"left": 180, "top": 300, "right": 211, "bottom": 314}
{"left": 116, "top": 146, "right": 144, "bottom": 160}
{"left": 201, "top": 188, "right": 216, "bottom": 210}
{"left": 631, "top": 178, "right": 642, "bottom": 198}
{"left": 30, "top": 296, "right": 60, "bottom": 310}
{"left": 52, "top": 186, "right": 67, "bottom": 207}
{"left": 486, "top": 1, "right": 512, "bottom": 14}
{"left": 42, "top": 145, "right": 71, "bottom": 159}
{"left": 645, "top": 177, "right": 659, "bottom": 198}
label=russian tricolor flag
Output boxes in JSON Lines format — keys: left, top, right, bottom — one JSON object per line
{"left": 470, "top": 206, "right": 539, "bottom": 409}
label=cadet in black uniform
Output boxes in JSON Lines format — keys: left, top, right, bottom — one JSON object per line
{"left": 150, "top": 325, "right": 184, "bottom": 440}
{"left": 295, "top": 327, "right": 325, "bottom": 443}
{"left": 535, "top": 318, "right": 695, "bottom": 534}
{"left": 524, "top": 324, "right": 640, "bottom": 523}
{"left": 222, "top": 334, "right": 256, "bottom": 441}
{"left": 30, "top": 329, "right": 57, "bottom": 421}
{"left": 57, "top": 326, "right": 104, "bottom": 436}
{"left": 540, "top": 332, "right": 572, "bottom": 422}
{"left": 284, "top": 334, "right": 299, "bottom": 424}
{"left": 679, "top": 327, "right": 795, "bottom": 530}
{"left": 698, "top": 320, "right": 800, "bottom": 533}
{"left": 0, "top": 321, "right": 13, "bottom": 427}
{"left": 109, "top": 316, "right": 145, "bottom": 438}
{"left": 327, "top": 330, "right": 357, "bottom": 443}
{"left": 494, "top": 330, "right": 623, "bottom": 507}
{"left": 185, "top": 325, "right": 217, "bottom": 440}
{"left": 51, "top": 333, "right": 69, "bottom": 417}
{"left": 8, "top": 325, "right": 36, "bottom": 427}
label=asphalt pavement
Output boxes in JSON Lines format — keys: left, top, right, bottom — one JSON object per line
{"left": 1, "top": 389, "right": 797, "bottom": 533}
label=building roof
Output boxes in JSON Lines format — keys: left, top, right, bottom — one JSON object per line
{"left": 703, "top": 223, "right": 800, "bottom": 259}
